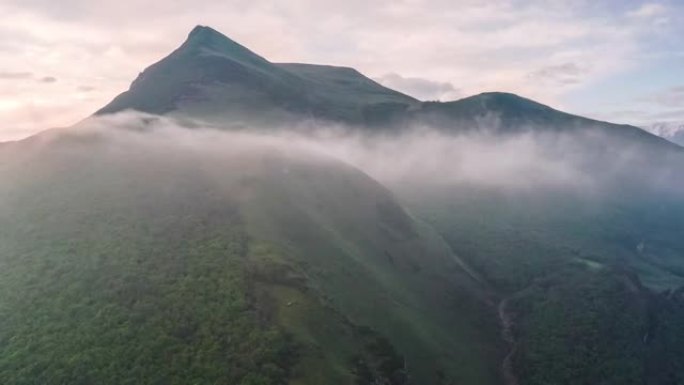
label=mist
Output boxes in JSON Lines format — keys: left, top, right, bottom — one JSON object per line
{"left": 2, "top": 110, "right": 682, "bottom": 206}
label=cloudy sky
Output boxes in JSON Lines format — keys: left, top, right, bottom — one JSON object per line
{"left": 0, "top": 0, "right": 682, "bottom": 140}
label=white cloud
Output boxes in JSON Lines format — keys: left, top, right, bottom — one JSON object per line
{"left": 374, "top": 73, "right": 461, "bottom": 101}
{"left": 0, "top": 71, "right": 33, "bottom": 79}
{"left": 628, "top": 3, "right": 667, "bottom": 18}
{"left": 527, "top": 63, "right": 587, "bottom": 85}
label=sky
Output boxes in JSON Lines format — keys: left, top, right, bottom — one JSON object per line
{"left": 0, "top": 0, "right": 683, "bottom": 141}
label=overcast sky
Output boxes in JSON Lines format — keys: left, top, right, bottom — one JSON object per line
{"left": 0, "top": 0, "right": 682, "bottom": 140}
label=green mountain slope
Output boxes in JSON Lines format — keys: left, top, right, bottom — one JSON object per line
{"left": 0, "top": 123, "right": 500, "bottom": 385}
{"left": 389, "top": 145, "right": 684, "bottom": 384}
{"left": 8, "top": 24, "right": 684, "bottom": 385}
{"left": 97, "top": 26, "right": 417, "bottom": 125}
{"left": 96, "top": 26, "right": 308, "bottom": 120}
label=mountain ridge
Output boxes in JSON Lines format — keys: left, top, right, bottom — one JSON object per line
{"left": 97, "top": 25, "right": 416, "bottom": 124}
{"left": 95, "top": 25, "right": 680, "bottom": 152}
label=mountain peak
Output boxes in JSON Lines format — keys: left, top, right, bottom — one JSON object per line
{"left": 178, "top": 25, "right": 269, "bottom": 65}
{"left": 189, "top": 24, "right": 217, "bottom": 35}
{"left": 186, "top": 25, "right": 226, "bottom": 45}
{"left": 445, "top": 92, "right": 555, "bottom": 116}
{"left": 471, "top": 92, "right": 550, "bottom": 108}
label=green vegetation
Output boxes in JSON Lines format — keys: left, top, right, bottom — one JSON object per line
{"left": 397, "top": 183, "right": 684, "bottom": 385}
{"left": 0, "top": 131, "right": 501, "bottom": 385}
{"left": 0, "top": 172, "right": 297, "bottom": 385}
{"left": 646, "top": 288, "right": 684, "bottom": 384}
{"left": 7, "top": 24, "right": 684, "bottom": 385}
{"left": 239, "top": 157, "right": 502, "bottom": 385}
{"left": 511, "top": 267, "right": 647, "bottom": 385}
{"left": 0, "top": 135, "right": 322, "bottom": 384}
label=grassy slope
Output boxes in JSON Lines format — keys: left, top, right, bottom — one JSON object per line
{"left": 0, "top": 136, "right": 297, "bottom": 385}
{"left": 238, "top": 153, "right": 502, "bottom": 384}
{"left": 0, "top": 129, "right": 500, "bottom": 385}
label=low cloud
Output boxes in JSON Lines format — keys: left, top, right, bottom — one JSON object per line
{"left": 313, "top": 129, "right": 595, "bottom": 190}
{"left": 648, "top": 121, "right": 684, "bottom": 137}
{"left": 0, "top": 71, "right": 33, "bottom": 80}
{"left": 66, "top": 111, "right": 656, "bottom": 193}
{"left": 527, "top": 63, "right": 586, "bottom": 85}
{"left": 375, "top": 73, "right": 461, "bottom": 101}
{"left": 5, "top": 110, "right": 681, "bottom": 219}
{"left": 39, "top": 76, "right": 57, "bottom": 83}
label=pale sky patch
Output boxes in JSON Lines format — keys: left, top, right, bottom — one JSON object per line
{"left": 627, "top": 2, "right": 667, "bottom": 18}
{"left": 374, "top": 73, "right": 461, "bottom": 101}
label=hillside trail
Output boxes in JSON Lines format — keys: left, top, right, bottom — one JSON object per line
{"left": 498, "top": 298, "right": 518, "bottom": 385}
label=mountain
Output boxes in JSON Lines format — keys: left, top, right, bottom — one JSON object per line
{"left": 4, "top": 25, "right": 684, "bottom": 385}
{"left": 98, "top": 26, "right": 679, "bottom": 154}
{"left": 413, "top": 93, "right": 677, "bottom": 147}
{"left": 97, "top": 26, "right": 417, "bottom": 125}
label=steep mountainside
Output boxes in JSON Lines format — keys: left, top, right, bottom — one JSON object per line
{"left": 0, "top": 123, "right": 500, "bottom": 385}
{"left": 386, "top": 132, "right": 684, "bottom": 384}
{"left": 97, "top": 26, "right": 417, "bottom": 125}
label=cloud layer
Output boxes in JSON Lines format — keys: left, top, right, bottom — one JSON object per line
{"left": 28, "top": 110, "right": 674, "bottom": 200}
